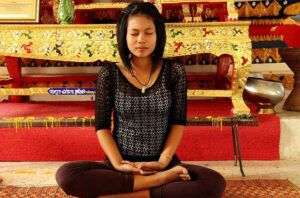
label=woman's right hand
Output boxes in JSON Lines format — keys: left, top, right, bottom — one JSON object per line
{"left": 119, "top": 161, "right": 159, "bottom": 175}
{"left": 114, "top": 160, "right": 142, "bottom": 174}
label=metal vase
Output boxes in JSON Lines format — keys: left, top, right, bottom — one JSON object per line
{"left": 244, "top": 77, "right": 285, "bottom": 114}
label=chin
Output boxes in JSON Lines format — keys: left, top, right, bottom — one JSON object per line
{"left": 133, "top": 52, "right": 152, "bottom": 58}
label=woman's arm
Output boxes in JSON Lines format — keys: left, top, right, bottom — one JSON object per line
{"left": 97, "top": 130, "right": 123, "bottom": 168}
{"left": 133, "top": 125, "right": 184, "bottom": 171}
{"left": 97, "top": 130, "right": 141, "bottom": 173}
{"left": 158, "top": 124, "right": 184, "bottom": 167}
{"left": 134, "top": 61, "right": 187, "bottom": 171}
{"left": 95, "top": 63, "right": 140, "bottom": 173}
{"left": 95, "top": 64, "right": 121, "bottom": 168}
{"left": 159, "top": 61, "right": 187, "bottom": 167}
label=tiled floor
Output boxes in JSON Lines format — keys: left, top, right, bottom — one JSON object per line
{"left": 0, "top": 160, "right": 300, "bottom": 187}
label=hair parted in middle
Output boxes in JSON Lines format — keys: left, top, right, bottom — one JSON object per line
{"left": 116, "top": 2, "right": 166, "bottom": 70}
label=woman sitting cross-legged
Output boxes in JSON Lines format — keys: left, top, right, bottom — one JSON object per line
{"left": 56, "top": 2, "right": 226, "bottom": 198}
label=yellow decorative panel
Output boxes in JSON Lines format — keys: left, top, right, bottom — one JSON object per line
{"left": 0, "top": 21, "right": 251, "bottom": 115}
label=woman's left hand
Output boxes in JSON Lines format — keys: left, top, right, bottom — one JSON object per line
{"left": 134, "top": 161, "right": 167, "bottom": 171}
{"left": 122, "top": 160, "right": 167, "bottom": 175}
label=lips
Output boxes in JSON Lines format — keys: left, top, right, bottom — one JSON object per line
{"left": 136, "top": 47, "right": 148, "bottom": 50}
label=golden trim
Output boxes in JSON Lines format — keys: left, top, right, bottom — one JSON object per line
{"left": 75, "top": 3, "right": 129, "bottom": 10}
{"left": 0, "top": 21, "right": 250, "bottom": 29}
{"left": 0, "top": 88, "right": 233, "bottom": 97}
{"left": 74, "top": 1, "right": 238, "bottom": 21}
{"left": 187, "top": 90, "right": 232, "bottom": 98}
{"left": 0, "top": 116, "right": 95, "bottom": 129}
{"left": 0, "top": 116, "right": 256, "bottom": 128}
{"left": 167, "top": 21, "right": 250, "bottom": 26}
{"left": 0, "top": 23, "right": 116, "bottom": 29}
{"left": 157, "top": 0, "right": 227, "bottom": 3}
{"left": 0, "top": 88, "right": 49, "bottom": 96}
{"left": 251, "top": 35, "right": 283, "bottom": 42}
{"left": 251, "top": 19, "right": 285, "bottom": 25}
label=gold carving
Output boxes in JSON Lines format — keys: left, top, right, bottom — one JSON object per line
{"left": 263, "top": 74, "right": 294, "bottom": 90}
{"left": 182, "top": 4, "right": 193, "bottom": 23}
{"left": 227, "top": 0, "right": 238, "bottom": 20}
{"left": 0, "top": 21, "right": 251, "bottom": 115}
{"left": 252, "top": 48, "right": 282, "bottom": 63}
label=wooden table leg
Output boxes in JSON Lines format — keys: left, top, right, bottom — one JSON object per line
{"left": 232, "top": 117, "right": 246, "bottom": 177}
{"left": 231, "top": 122, "right": 238, "bottom": 166}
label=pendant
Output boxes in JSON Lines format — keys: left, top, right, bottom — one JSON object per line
{"left": 141, "top": 86, "right": 146, "bottom": 94}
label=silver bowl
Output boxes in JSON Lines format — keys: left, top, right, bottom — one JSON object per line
{"left": 244, "top": 77, "right": 285, "bottom": 114}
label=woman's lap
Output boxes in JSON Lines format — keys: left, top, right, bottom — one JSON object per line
{"left": 56, "top": 160, "right": 225, "bottom": 198}
{"left": 150, "top": 163, "right": 226, "bottom": 198}
{"left": 56, "top": 160, "right": 134, "bottom": 197}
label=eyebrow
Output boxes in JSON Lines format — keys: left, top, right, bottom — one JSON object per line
{"left": 129, "top": 28, "right": 154, "bottom": 31}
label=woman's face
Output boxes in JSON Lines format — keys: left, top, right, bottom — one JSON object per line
{"left": 126, "top": 14, "right": 157, "bottom": 59}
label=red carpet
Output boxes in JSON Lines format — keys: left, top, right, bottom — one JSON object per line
{"left": 0, "top": 100, "right": 280, "bottom": 161}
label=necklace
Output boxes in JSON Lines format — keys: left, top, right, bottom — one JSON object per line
{"left": 130, "top": 62, "right": 153, "bottom": 94}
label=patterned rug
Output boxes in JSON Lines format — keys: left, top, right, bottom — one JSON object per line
{"left": 0, "top": 179, "right": 299, "bottom": 198}
{"left": 225, "top": 179, "right": 300, "bottom": 198}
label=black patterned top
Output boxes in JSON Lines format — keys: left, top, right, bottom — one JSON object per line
{"left": 95, "top": 59, "right": 187, "bottom": 159}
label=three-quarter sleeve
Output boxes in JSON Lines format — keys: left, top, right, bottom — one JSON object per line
{"left": 95, "top": 62, "right": 114, "bottom": 131}
{"left": 169, "top": 61, "right": 187, "bottom": 125}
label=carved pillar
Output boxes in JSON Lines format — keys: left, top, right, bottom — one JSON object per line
{"left": 4, "top": 57, "right": 23, "bottom": 102}
{"left": 280, "top": 48, "right": 300, "bottom": 111}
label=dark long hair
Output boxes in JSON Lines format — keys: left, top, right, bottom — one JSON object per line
{"left": 116, "top": 2, "right": 166, "bottom": 70}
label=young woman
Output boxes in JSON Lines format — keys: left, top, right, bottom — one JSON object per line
{"left": 56, "top": 2, "right": 225, "bottom": 198}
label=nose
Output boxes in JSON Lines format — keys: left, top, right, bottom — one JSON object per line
{"left": 137, "top": 33, "right": 146, "bottom": 44}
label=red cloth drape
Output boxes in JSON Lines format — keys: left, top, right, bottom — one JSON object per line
{"left": 250, "top": 23, "right": 300, "bottom": 48}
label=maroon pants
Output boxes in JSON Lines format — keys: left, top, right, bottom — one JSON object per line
{"left": 56, "top": 157, "right": 225, "bottom": 198}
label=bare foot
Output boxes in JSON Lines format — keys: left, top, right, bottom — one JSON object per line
{"left": 132, "top": 166, "right": 191, "bottom": 191}
{"left": 160, "top": 166, "right": 191, "bottom": 183}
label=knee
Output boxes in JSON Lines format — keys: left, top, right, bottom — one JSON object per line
{"left": 186, "top": 165, "right": 226, "bottom": 198}
{"left": 55, "top": 162, "right": 77, "bottom": 195}
{"left": 208, "top": 170, "right": 226, "bottom": 198}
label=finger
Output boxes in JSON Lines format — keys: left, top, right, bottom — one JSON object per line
{"left": 135, "top": 162, "right": 144, "bottom": 169}
{"left": 179, "top": 173, "right": 190, "bottom": 177}
{"left": 122, "top": 161, "right": 138, "bottom": 168}
{"left": 125, "top": 167, "right": 141, "bottom": 173}
{"left": 180, "top": 168, "right": 188, "bottom": 175}
{"left": 179, "top": 174, "right": 191, "bottom": 181}
{"left": 179, "top": 176, "right": 190, "bottom": 181}
{"left": 179, "top": 173, "right": 190, "bottom": 176}
{"left": 140, "top": 171, "right": 157, "bottom": 176}
{"left": 132, "top": 165, "right": 143, "bottom": 172}
{"left": 119, "top": 164, "right": 141, "bottom": 173}
{"left": 140, "top": 170, "right": 158, "bottom": 175}
{"left": 132, "top": 169, "right": 143, "bottom": 174}
{"left": 140, "top": 162, "right": 161, "bottom": 171}
{"left": 121, "top": 160, "right": 132, "bottom": 164}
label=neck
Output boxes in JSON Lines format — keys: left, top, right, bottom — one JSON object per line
{"left": 131, "top": 57, "right": 152, "bottom": 71}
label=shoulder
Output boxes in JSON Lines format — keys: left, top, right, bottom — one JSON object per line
{"left": 97, "top": 61, "right": 117, "bottom": 79}
{"left": 163, "top": 58, "right": 185, "bottom": 76}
